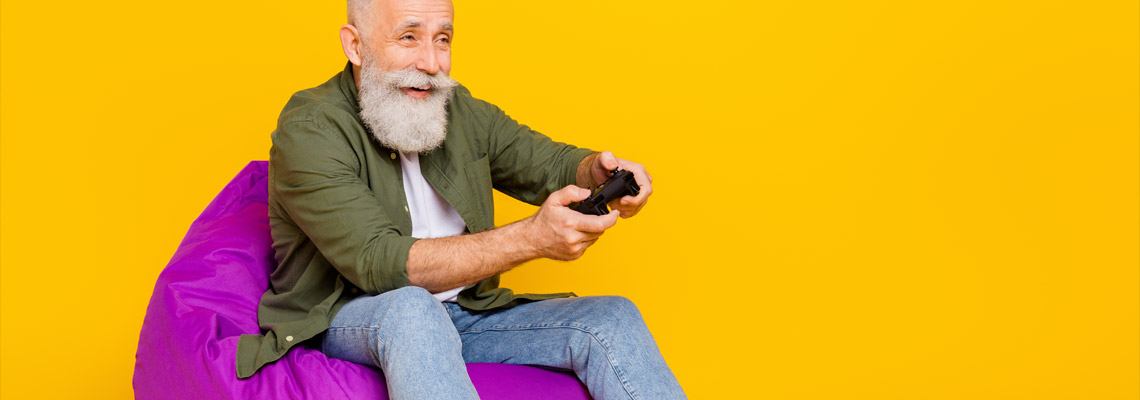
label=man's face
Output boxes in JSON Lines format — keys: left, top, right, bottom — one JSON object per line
{"left": 353, "top": 0, "right": 457, "bottom": 153}
{"left": 364, "top": 0, "right": 453, "bottom": 99}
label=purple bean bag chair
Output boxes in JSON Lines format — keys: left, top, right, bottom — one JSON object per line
{"left": 134, "top": 161, "right": 591, "bottom": 399}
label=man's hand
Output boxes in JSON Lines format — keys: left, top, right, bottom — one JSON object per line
{"left": 578, "top": 151, "right": 654, "bottom": 218}
{"left": 526, "top": 185, "right": 620, "bottom": 261}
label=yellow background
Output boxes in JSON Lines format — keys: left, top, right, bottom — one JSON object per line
{"left": 2, "top": 0, "right": 1137, "bottom": 398}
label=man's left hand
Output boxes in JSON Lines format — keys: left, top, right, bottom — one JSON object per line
{"left": 582, "top": 151, "right": 653, "bottom": 219}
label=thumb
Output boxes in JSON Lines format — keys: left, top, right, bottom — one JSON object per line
{"left": 547, "top": 185, "right": 592, "bottom": 207}
{"left": 597, "top": 151, "right": 620, "bottom": 171}
{"left": 600, "top": 209, "right": 620, "bottom": 228}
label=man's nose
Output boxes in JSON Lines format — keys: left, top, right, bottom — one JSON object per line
{"left": 414, "top": 42, "right": 440, "bottom": 76}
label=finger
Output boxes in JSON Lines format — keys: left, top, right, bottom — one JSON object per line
{"left": 613, "top": 198, "right": 644, "bottom": 218}
{"left": 567, "top": 229, "right": 601, "bottom": 243}
{"left": 627, "top": 175, "right": 653, "bottom": 200}
{"left": 626, "top": 179, "right": 652, "bottom": 205}
{"left": 607, "top": 198, "right": 634, "bottom": 217}
{"left": 619, "top": 195, "right": 648, "bottom": 208}
{"left": 575, "top": 210, "right": 619, "bottom": 233}
{"left": 598, "top": 151, "right": 620, "bottom": 171}
{"left": 625, "top": 162, "right": 651, "bottom": 188}
{"left": 607, "top": 197, "right": 623, "bottom": 209}
{"left": 578, "top": 230, "right": 604, "bottom": 243}
{"left": 547, "top": 185, "right": 592, "bottom": 207}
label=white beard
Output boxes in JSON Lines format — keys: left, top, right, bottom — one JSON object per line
{"left": 357, "top": 59, "right": 458, "bottom": 153}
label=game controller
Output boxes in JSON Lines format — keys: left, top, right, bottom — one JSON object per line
{"left": 570, "top": 169, "right": 641, "bottom": 215}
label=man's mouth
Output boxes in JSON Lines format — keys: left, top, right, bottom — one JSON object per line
{"left": 400, "top": 85, "right": 432, "bottom": 99}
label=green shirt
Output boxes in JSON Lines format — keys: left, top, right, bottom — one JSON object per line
{"left": 235, "top": 63, "right": 595, "bottom": 379}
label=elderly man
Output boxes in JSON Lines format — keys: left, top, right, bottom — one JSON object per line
{"left": 235, "top": 0, "right": 685, "bottom": 398}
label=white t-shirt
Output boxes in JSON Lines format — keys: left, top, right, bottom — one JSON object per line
{"left": 398, "top": 151, "right": 468, "bottom": 302}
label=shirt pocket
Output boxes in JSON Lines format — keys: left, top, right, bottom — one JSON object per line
{"left": 464, "top": 155, "right": 495, "bottom": 231}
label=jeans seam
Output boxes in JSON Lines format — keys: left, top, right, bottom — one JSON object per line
{"left": 458, "top": 323, "right": 639, "bottom": 400}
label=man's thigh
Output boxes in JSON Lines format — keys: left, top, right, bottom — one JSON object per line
{"left": 321, "top": 286, "right": 459, "bottom": 366}
{"left": 446, "top": 296, "right": 648, "bottom": 367}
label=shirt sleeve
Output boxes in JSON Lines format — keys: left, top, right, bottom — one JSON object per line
{"left": 482, "top": 101, "right": 596, "bottom": 205}
{"left": 269, "top": 110, "right": 416, "bottom": 295}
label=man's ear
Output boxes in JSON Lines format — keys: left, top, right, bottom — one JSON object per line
{"left": 339, "top": 24, "right": 364, "bottom": 67}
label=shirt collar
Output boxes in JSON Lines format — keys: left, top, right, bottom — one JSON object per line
{"left": 337, "top": 61, "right": 362, "bottom": 113}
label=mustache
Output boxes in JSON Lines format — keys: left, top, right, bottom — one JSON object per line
{"left": 381, "top": 68, "right": 458, "bottom": 91}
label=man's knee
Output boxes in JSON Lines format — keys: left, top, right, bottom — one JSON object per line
{"left": 584, "top": 295, "right": 648, "bottom": 331}
{"left": 369, "top": 286, "right": 455, "bottom": 342}
{"left": 375, "top": 286, "right": 447, "bottom": 326}
{"left": 380, "top": 286, "right": 437, "bottom": 309}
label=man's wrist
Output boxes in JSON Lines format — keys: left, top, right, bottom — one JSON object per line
{"left": 576, "top": 152, "right": 599, "bottom": 188}
{"left": 509, "top": 216, "right": 543, "bottom": 260}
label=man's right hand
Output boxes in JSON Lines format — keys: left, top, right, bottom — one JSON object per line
{"left": 525, "top": 185, "right": 620, "bottom": 261}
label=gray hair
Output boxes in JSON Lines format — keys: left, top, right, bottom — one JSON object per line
{"left": 347, "top": 0, "right": 374, "bottom": 36}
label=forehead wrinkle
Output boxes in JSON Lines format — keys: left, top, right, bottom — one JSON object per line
{"left": 393, "top": 18, "right": 452, "bottom": 33}
{"left": 395, "top": 18, "right": 421, "bottom": 30}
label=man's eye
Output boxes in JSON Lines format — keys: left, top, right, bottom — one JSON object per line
{"left": 401, "top": 34, "right": 415, "bottom": 41}
{"left": 437, "top": 37, "right": 450, "bottom": 44}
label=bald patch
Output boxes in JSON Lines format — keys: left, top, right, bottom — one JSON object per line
{"left": 348, "top": 0, "right": 372, "bottom": 26}
{"left": 348, "top": 0, "right": 454, "bottom": 40}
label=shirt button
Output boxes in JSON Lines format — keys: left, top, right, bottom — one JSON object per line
{"left": 390, "top": 152, "right": 396, "bottom": 160}
{"left": 404, "top": 205, "right": 409, "bottom": 213}
{"left": 285, "top": 335, "right": 294, "bottom": 342}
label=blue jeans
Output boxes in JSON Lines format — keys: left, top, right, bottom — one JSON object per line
{"left": 320, "top": 286, "right": 686, "bottom": 399}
